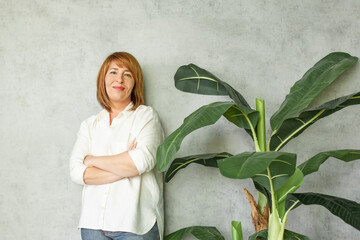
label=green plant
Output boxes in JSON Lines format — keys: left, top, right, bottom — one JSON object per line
{"left": 156, "top": 52, "right": 360, "bottom": 240}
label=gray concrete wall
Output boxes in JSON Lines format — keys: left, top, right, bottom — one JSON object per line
{"left": 1, "top": 0, "right": 360, "bottom": 239}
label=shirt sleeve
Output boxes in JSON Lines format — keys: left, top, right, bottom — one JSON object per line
{"left": 69, "top": 119, "right": 91, "bottom": 185}
{"left": 128, "top": 107, "right": 164, "bottom": 175}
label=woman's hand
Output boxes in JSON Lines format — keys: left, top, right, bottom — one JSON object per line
{"left": 129, "top": 138, "right": 137, "bottom": 150}
{"left": 83, "top": 155, "right": 95, "bottom": 167}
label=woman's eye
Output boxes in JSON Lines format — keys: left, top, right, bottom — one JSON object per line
{"left": 124, "top": 73, "right": 132, "bottom": 78}
{"left": 109, "top": 71, "right": 117, "bottom": 75}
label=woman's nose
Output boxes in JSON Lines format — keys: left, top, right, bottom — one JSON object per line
{"left": 116, "top": 75, "right": 124, "bottom": 83}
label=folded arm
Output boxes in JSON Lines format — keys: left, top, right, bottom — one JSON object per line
{"left": 83, "top": 108, "right": 164, "bottom": 179}
{"left": 83, "top": 167, "right": 122, "bottom": 185}
{"left": 83, "top": 139, "right": 139, "bottom": 179}
{"left": 82, "top": 138, "right": 138, "bottom": 184}
{"left": 70, "top": 119, "right": 131, "bottom": 185}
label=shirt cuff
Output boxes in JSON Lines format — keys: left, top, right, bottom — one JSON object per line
{"left": 71, "top": 164, "right": 88, "bottom": 185}
{"left": 128, "top": 149, "right": 146, "bottom": 175}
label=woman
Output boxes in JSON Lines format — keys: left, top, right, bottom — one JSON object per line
{"left": 69, "top": 52, "right": 164, "bottom": 240}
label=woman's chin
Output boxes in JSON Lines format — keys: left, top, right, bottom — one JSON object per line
{"left": 109, "top": 98, "right": 131, "bottom": 106}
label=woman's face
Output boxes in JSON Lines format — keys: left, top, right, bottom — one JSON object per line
{"left": 105, "top": 61, "right": 135, "bottom": 107}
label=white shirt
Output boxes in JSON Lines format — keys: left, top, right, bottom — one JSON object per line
{"left": 69, "top": 102, "right": 164, "bottom": 239}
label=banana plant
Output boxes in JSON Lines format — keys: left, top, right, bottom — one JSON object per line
{"left": 156, "top": 52, "right": 360, "bottom": 240}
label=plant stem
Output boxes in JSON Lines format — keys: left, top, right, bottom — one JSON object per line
{"left": 267, "top": 168, "right": 284, "bottom": 240}
{"left": 256, "top": 99, "right": 268, "bottom": 213}
{"left": 279, "top": 200, "right": 300, "bottom": 237}
{"left": 256, "top": 99, "right": 266, "bottom": 152}
{"left": 247, "top": 118, "right": 261, "bottom": 152}
{"left": 232, "top": 221, "right": 243, "bottom": 240}
{"left": 267, "top": 168, "right": 277, "bottom": 219}
{"left": 235, "top": 105, "right": 261, "bottom": 152}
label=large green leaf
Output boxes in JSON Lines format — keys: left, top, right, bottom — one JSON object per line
{"left": 298, "top": 149, "right": 360, "bottom": 176}
{"left": 174, "top": 63, "right": 251, "bottom": 108}
{"left": 284, "top": 194, "right": 302, "bottom": 212}
{"left": 174, "top": 64, "right": 259, "bottom": 138}
{"left": 223, "top": 104, "right": 259, "bottom": 139}
{"left": 218, "top": 152, "right": 296, "bottom": 182}
{"left": 288, "top": 150, "right": 355, "bottom": 222}
{"left": 270, "top": 52, "right": 358, "bottom": 132}
{"left": 164, "top": 152, "right": 232, "bottom": 182}
{"left": 165, "top": 226, "right": 225, "bottom": 240}
{"left": 251, "top": 152, "right": 297, "bottom": 191}
{"left": 248, "top": 229, "right": 310, "bottom": 240}
{"left": 223, "top": 104, "right": 259, "bottom": 130}
{"left": 275, "top": 168, "right": 304, "bottom": 204}
{"left": 270, "top": 92, "right": 360, "bottom": 151}
{"left": 292, "top": 192, "right": 360, "bottom": 231}
{"left": 275, "top": 168, "right": 304, "bottom": 218}
{"left": 156, "top": 102, "right": 234, "bottom": 172}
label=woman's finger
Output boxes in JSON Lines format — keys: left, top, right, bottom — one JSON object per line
{"left": 129, "top": 138, "right": 137, "bottom": 150}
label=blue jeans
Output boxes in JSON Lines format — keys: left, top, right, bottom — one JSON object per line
{"left": 81, "top": 223, "right": 160, "bottom": 240}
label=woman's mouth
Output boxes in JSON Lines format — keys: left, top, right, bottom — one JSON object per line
{"left": 113, "top": 86, "right": 125, "bottom": 91}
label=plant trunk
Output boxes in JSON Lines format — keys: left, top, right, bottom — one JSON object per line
{"left": 243, "top": 188, "right": 269, "bottom": 232}
{"left": 268, "top": 210, "right": 284, "bottom": 240}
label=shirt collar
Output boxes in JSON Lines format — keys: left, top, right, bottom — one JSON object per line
{"left": 98, "top": 101, "right": 134, "bottom": 121}
{"left": 116, "top": 101, "right": 134, "bottom": 118}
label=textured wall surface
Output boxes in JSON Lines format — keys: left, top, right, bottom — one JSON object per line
{"left": 1, "top": 0, "right": 360, "bottom": 239}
